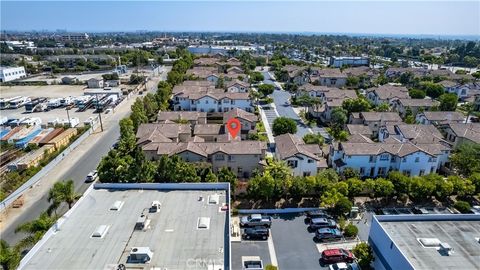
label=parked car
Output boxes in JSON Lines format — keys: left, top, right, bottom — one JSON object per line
{"left": 329, "top": 262, "right": 348, "bottom": 270}
{"left": 85, "top": 170, "right": 98, "bottom": 183}
{"left": 315, "top": 228, "right": 343, "bottom": 242}
{"left": 240, "top": 214, "right": 272, "bottom": 228}
{"left": 242, "top": 227, "right": 269, "bottom": 240}
{"left": 320, "top": 248, "right": 355, "bottom": 265}
{"left": 308, "top": 218, "right": 337, "bottom": 230}
{"left": 305, "top": 209, "right": 332, "bottom": 221}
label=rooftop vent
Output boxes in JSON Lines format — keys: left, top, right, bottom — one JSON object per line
{"left": 149, "top": 201, "right": 161, "bottom": 213}
{"left": 209, "top": 194, "right": 220, "bottom": 204}
{"left": 91, "top": 225, "right": 109, "bottom": 238}
{"left": 198, "top": 217, "right": 211, "bottom": 229}
{"left": 439, "top": 242, "right": 454, "bottom": 256}
{"left": 110, "top": 201, "right": 124, "bottom": 211}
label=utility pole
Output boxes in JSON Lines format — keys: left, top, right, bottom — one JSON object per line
{"left": 95, "top": 93, "right": 104, "bottom": 132}
{"left": 66, "top": 107, "right": 71, "bottom": 127}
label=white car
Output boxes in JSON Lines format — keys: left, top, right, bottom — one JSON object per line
{"left": 85, "top": 170, "right": 98, "bottom": 183}
{"left": 329, "top": 262, "right": 348, "bottom": 270}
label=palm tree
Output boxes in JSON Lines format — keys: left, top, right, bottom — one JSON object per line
{"left": 0, "top": 240, "right": 21, "bottom": 270}
{"left": 48, "top": 179, "right": 81, "bottom": 211}
{"left": 15, "top": 212, "right": 56, "bottom": 250}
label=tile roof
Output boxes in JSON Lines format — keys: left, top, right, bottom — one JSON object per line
{"left": 275, "top": 133, "right": 321, "bottom": 160}
{"left": 157, "top": 111, "right": 207, "bottom": 122}
{"left": 298, "top": 84, "right": 332, "bottom": 93}
{"left": 136, "top": 123, "right": 190, "bottom": 144}
{"left": 323, "top": 89, "right": 357, "bottom": 100}
{"left": 147, "top": 141, "right": 267, "bottom": 156}
{"left": 339, "top": 140, "right": 449, "bottom": 157}
{"left": 223, "top": 108, "right": 258, "bottom": 123}
{"left": 397, "top": 98, "right": 439, "bottom": 107}
{"left": 368, "top": 85, "right": 409, "bottom": 100}
{"left": 447, "top": 123, "right": 480, "bottom": 144}
{"left": 421, "top": 111, "right": 465, "bottom": 123}
{"left": 194, "top": 124, "right": 223, "bottom": 135}
{"left": 360, "top": 112, "right": 402, "bottom": 122}
{"left": 347, "top": 125, "right": 373, "bottom": 135}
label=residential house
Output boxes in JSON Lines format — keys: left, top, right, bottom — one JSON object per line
{"left": 194, "top": 57, "right": 219, "bottom": 66}
{"left": 348, "top": 112, "right": 402, "bottom": 137}
{"left": 346, "top": 124, "right": 374, "bottom": 137}
{"left": 157, "top": 111, "right": 207, "bottom": 126}
{"left": 137, "top": 122, "right": 267, "bottom": 178}
{"left": 297, "top": 84, "right": 331, "bottom": 98}
{"left": 329, "top": 136, "right": 450, "bottom": 177}
{"left": 310, "top": 89, "right": 357, "bottom": 121}
{"left": 226, "top": 80, "right": 249, "bottom": 93}
{"left": 438, "top": 80, "right": 470, "bottom": 100}
{"left": 415, "top": 111, "right": 465, "bottom": 125}
{"left": 226, "top": 66, "right": 244, "bottom": 74}
{"left": 275, "top": 133, "right": 327, "bottom": 176}
{"left": 223, "top": 108, "right": 258, "bottom": 139}
{"left": 385, "top": 67, "right": 429, "bottom": 79}
{"left": 314, "top": 69, "right": 348, "bottom": 87}
{"left": 186, "top": 67, "right": 218, "bottom": 80}
{"left": 441, "top": 123, "right": 480, "bottom": 148}
{"left": 391, "top": 98, "right": 439, "bottom": 117}
{"left": 366, "top": 85, "right": 409, "bottom": 106}
{"left": 282, "top": 65, "right": 309, "bottom": 85}
{"left": 329, "top": 56, "right": 369, "bottom": 68}
{"left": 193, "top": 124, "right": 224, "bottom": 142}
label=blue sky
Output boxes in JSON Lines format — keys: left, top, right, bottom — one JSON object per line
{"left": 1, "top": 1, "right": 479, "bottom": 36}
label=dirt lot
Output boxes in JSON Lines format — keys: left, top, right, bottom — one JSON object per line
{"left": 0, "top": 85, "right": 86, "bottom": 99}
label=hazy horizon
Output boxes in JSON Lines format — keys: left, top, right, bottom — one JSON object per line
{"left": 1, "top": 1, "right": 479, "bottom": 37}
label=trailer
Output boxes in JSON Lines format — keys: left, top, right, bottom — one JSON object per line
{"left": 78, "top": 96, "right": 94, "bottom": 111}
{"left": 0, "top": 96, "right": 21, "bottom": 110}
{"left": 60, "top": 96, "right": 74, "bottom": 107}
{"left": 19, "top": 117, "right": 42, "bottom": 126}
{"left": 25, "top": 98, "right": 47, "bottom": 113}
{"left": 9, "top": 96, "right": 30, "bottom": 109}
{"left": 47, "top": 98, "right": 62, "bottom": 109}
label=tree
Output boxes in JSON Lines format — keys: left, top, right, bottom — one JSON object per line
{"left": 439, "top": 93, "right": 458, "bottom": 111}
{"left": 342, "top": 98, "right": 371, "bottom": 114}
{"left": 257, "top": 84, "right": 275, "bottom": 96}
{"left": 248, "top": 171, "right": 276, "bottom": 201}
{"left": 0, "top": 240, "right": 21, "bottom": 270}
{"left": 217, "top": 167, "right": 238, "bottom": 196}
{"left": 130, "top": 98, "right": 148, "bottom": 130}
{"left": 15, "top": 212, "right": 56, "bottom": 250}
{"left": 333, "top": 196, "right": 353, "bottom": 216}
{"left": 343, "top": 224, "right": 359, "bottom": 238}
{"left": 272, "top": 117, "right": 297, "bottom": 136}
{"left": 302, "top": 133, "right": 324, "bottom": 145}
{"left": 346, "top": 76, "right": 360, "bottom": 87}
{"left": 375, "top": 103, "right": 390, "bottom": 112}
{"left": 342, "top": 168, "right": 360, "bottom": 180}
{"left": 118, "top": 117, "right": 137, "bottom": 155}
{"left": 346, "top": 178, "right": 364, "bottom": 198}
{"left": 454, "top": 200, "right": 471, "bottom": 213}
{"left": 388, "top": 171, "right": 411, "bottom": 195}
{"left": 352, "top": 242, "right": 375, "bottom": 270}
{"left": 48, "top": 179, "right": 81, "bottom": 210}
{"left": 450, "top": 143, "right": 480, "bottom": 176}
{"left": 331, "top": 107, "right": 348, "bottom": 126}
{"left": 408, "top": 89, "right": 426, "bottom": 99}
{"left": 372, "top": 178, "right": 395, "bottom": 199}
{"left": 205, "top": 169, "right": 218, "bottom": 182}
{"left": 421, "top": 82, "right": 444, "bottom": 98}
{"left": 264, "top": 159, "right": 292, "bottom": 197}
{"left": 250, "top": 71, "right": 264, "bottom": 83}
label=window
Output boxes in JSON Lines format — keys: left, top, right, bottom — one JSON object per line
{"left": 287, "top": 160, "right": 298, "bottom": 168}
{"left": 308, "top": 159, "right": 314, "bottom": 163}
{"left": 369, "top": 156, "right": 375, "bottom": 163}
{"left": 378, "top": 167, "right": 387, "bottom": 175}
{"left": 238, "top": 167, "right": 243, "bottom": 173}
{"left": 419, "top": 170, "right": 425, "bottom": 176}
{"left": 223, "top": 99, "right": 229, "bottom": 103}
{"left": 402, "top": 157, "right": 407, "bottom": 163}
{"left": 430, "top": 166, "right": 436, "bottom": 173}
{"left": 380, "top": 154, "right": 389, "bottom": 161}
{"left": 360, "top": 167, "right": 365, "bottom": 175}
{"left": 231, "top": 100, "right": 236, "bottom": 105}
{"left": 303, "top": 172, "right": 311, "bottom": 177}
{"left": 390, "top": 156, "right": 396, "bottom": 162}
{"left": 205, "top": 100, "right": 209, "bottom": 104}
{"left": 347, "top": 155, "right": 351, "bottom": 159}
{"left": 415, "top": 157, "right": 420, "bottom": 163}
{"left": 215, "top": 154, "right": 224, "bottom": 161}
{"left": 228, "top": 155, "right": 235, "bottom": 162}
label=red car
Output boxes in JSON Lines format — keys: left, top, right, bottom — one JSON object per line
{"left": 320, "top": 248, "right": 355, "bottom": 264}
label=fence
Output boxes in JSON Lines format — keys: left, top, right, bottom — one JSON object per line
{"left": 0, "top": 126, "right": 93, "bottom": 211}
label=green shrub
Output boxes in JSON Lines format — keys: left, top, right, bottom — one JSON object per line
{"left": 454, "top": 200, "right": 471, "bottom": 213}
{"left": 344, "top": 224, "right": 359, "bottom": 238}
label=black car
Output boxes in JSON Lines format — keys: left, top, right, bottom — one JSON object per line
{"left": 305, "top": 210, "right": 332, "bottom": 221}
{"left": 242, "top": 227, "right": 269, "bottom": 240}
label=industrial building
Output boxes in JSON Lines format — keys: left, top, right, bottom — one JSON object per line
{"left": 18, "top": 183, "right": 231, "bottom": 270}
{"left": 369, "top": 214, "right": 480, "bottom": 270}
{"left": 329, "top": 56, "right": 369, "bottom": 68}
{"left": 0, "top": 66, "right": 27, "bottom": 82}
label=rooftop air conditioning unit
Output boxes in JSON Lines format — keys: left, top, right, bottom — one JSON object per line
{"left": 439, "top": 242, "right": 453, "bottom": 256}
{"left": 135, "top": 214, "right": 150, "bottom": 230}
{"left": 129, "top": 247, "right": 153, "bottom": 264}
{"left": 150, "top": 201, "right": 161, "bottom": 213}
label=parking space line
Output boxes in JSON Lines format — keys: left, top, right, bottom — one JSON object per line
{"left": 267, "top": 230, "right": 278, "bottom": 267}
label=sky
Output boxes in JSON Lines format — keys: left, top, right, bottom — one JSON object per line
{"left": 1, "top": 1, "right": 479, "bottom": 36}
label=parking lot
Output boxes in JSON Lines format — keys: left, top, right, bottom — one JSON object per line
{"left": 233, "top": 213, "right": 348, "bottom": 270}
{"left": 0, "top": 85, "right": 127, "bottom": 126}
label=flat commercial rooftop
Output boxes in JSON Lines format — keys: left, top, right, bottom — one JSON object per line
{"left": 20, "top": 183, "right": 229, "bottom": 270}
{"left": 380, "top": 217, "right": 480, "bottom": 270}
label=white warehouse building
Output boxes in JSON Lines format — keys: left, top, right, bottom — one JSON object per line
{"left": 329, "top": 56, "right": 369, "bottom": 68}
{"left": 0, "top": 66, "right": 27, "bottom": 82}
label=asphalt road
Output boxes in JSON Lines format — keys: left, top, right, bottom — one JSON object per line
{"left": 2, "top": 67, "right": 168, "bottom": 246}
{"left": 262, "top": 70, "right": 330, "bottom": 140}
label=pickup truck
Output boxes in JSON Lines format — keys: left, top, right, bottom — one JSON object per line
{"left": 240, "top": 214, "right": 272, "bottom": 228}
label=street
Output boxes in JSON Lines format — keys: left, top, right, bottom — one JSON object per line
{"left": 261, "top": 70, "right": 330, "bottom": 140}
{"left": 0, "top": 66, "right": 170, "bottom": 246}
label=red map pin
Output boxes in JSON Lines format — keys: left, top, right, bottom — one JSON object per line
{"left": 226, "top": 118, "right": 241, "bottom": 139}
